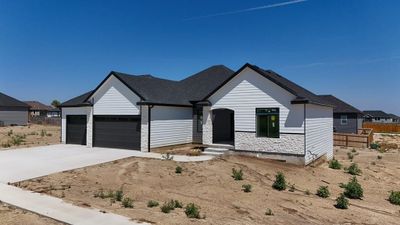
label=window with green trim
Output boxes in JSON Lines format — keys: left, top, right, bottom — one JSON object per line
{"left": 256, "top": 108, "right": 279, "bottom": 138}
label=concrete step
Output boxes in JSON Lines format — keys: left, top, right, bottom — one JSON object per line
{"left": 202, "top": 151, "right": 225, "bottom": 156}
{"left": 203, "top": 147, "right": 230, "bottom": 156}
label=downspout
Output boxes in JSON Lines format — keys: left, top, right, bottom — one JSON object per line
{"left": 148, "top": 105, "right": 154, "bottom": 152}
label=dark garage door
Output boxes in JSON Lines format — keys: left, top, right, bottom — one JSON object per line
{"left": 66, "top": 115, "right": 87, "bottom": 145}
{"left": 93, "top": 115, "right": 141, "bottom": 150}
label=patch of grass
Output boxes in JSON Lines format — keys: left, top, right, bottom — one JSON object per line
{"left": 185, "top": 203, "right": 201, "bottom": 219}
{"left": 40, "top": 129, "right": 47, "bottom": 137}
{"left": 377, "top": 155, "right": 382, "bottom": 160}
{"left": 175, "top": 166, "right": 183, "bottom": 174}
{"left": 335, "top": 193, "right": 349, "bottom": 209}
{"left": 242, "top": 184, "right": 252, "bottom": 193}
{"left": 28, "top": 131, "right": 38, "bottom": 135}
{"left": 370, "top": 142, "right": 380, "bottom": 150}
{"left": 347, "top": 152, "right": 354, "bottom": 161}
{"left": 1, "top": 142, "right": 11, "bottom": 148}
{"left": 351, "top": 148, "right": 357, "bottom": 153}
{"left": 346, "top": 163, "right": 362, "bottom": 176}
{"left": 114, "top": 189, "right": 124, "bottom": 202}
{"left": 316, "top": 186, "right": 330, "bottom": 198}
{"left": 147, "top": 200, "right": 159, "bottom": 208}
{"left": 94, "top": 189, "right": 106, "bottom": 199}
{"left": 231, "top": 168, "right": 243, "bottom": 181}
{"left": 7, "top": 130, "right": 13, "bottom": 136}
{"left": 289, "top": 184, "right": 295, "bottom": 192}
{"left": 160, "top": 201, "right": 175, "bottom": 213}
{"left": 11, "top": 134, "right": 25, "bottom": 146}
{"left": 122, "top": 197, "right": 133, "bottom": 208}
{"left": 329, "top": 159, "right": 342, "bottom": 170}
{"left": 265, "top": 208, "right": 274, "bottom": 216}
{"left": 272, "top": 172, "right": 286, "bottom": 191}
{"left": 388, "top": 191, "right": 400, "bottom": 205}
{"left": 173, "top": 200, "right": 183, "bottom": 208}
{"left": 342, "top": 176, "right": 363, "bottom": 199}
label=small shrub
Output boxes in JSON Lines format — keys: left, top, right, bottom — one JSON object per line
{"left": 175, "top": 166, "right": 183, "bottom": 174}
{"left": 329, "top": 159, "right": 342, "bottom": 170}
{"left": 11, "top": 134, "right": 25, "bottom": 146}
{"left": 161, "top": 201, "right": 175, "bottom": 213}
{"left": 122, "top": 197, "right": 133, "bottom": 208}
{"left": 346, "top": 163, "right": 362, "bottom": 176}
{"left": 289, "top": 184, "right": 295, "bottom": 192}
{"left": 265, "top": 208, "right": 274, "bottom": 216}
{"left": 389, "top": 191, "right": 400, "bottom": 205}
{"left": 173, "top": 200, "right": 183, "bottom": 208}
{"left": 185, "top": 203, "right": 201, "bottom": 219}
{"left": 147, "top": 200, "right": 159, "bottom": 208}
{"left": 335, "top": 193, "right": 349, "bottom": 209}
{"left": 115, "top": 189, "right": 124, "bottom": 201}
{"left": 316, "top": 186, "right": 330, "bottom": 198}
{"left": 1, "top": 142, "right": 11, "bottom": 148}
{"left": 46, "top": 133, "right": 52, "bottom": 137}
{"left": 342, "top": 176, "right": 363, "bottom": 199}
{"left": 351, "top": 148, "right": 357, "bottom": 153}
{"left": 231, "top": 168, "right": 243, "bottom": 181}
{"left": 40, "top": 130, "right": 46, "bottom": 137}
{"left": 161, "top": 153, "right": 174, "bottom": 160}
{"left": 242, "top": 184, "right": 252, "bottom": 193}
{"left": 7, "top": 130, "right": 13, "bottom": 136}
{"left": 94, "top": 189, "right": 106, "bottom": 199}
{"left": 272, "top": 172, "right": 286, "bottom": 191}
{"left": 370, "top": 142, "right": 380, "bottom": 150}
{"left": 28, "top": 131, "right": 38, "bottom": 135}
{"left": 305, "top": 189, "right": 311, "bottom": 195}
{"left": 377, "top": 155, "right": 382, "bottom": 160}
{"left": 347, "top": 152, "right": 354, "bottom": 161}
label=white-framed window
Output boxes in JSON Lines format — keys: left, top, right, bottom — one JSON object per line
{"left": 340, "top": 115, "right": 348, "bottom": 125}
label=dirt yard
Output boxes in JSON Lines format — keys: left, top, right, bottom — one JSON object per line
{"left": 0, "top": 202, "right": 63, "bottom": 225}
{"left": 16, "top": 134, "right": 400, "bottom": 225}
{"left": 0, "top": 124, "right": 60, "bottom": 150}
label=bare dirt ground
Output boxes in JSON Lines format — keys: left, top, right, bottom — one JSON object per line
{"left": 0, "top": 202, "right": 63, "bottom": 225}
{"left": 0, "top": 124, "right": 60, "bottom": 150}
{"left": 374, "top": 133, "right": 400, "bottom": 147}
{"left": 16, "top": 135, "right": 400, "bottom": 225}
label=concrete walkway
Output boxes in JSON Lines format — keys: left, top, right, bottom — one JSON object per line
{"left": 0, "top": 144, "right": 214, "bottom": 225}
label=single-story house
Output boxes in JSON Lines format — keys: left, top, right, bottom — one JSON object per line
{"left": 363, "top": 110, "right": 393, "bottom": 123}
{"left": 0, "top": 92, "right": 30, "bottom": 126}
{"left": 318, "top": 95, "right": 363, "bottom": 133}
{"left": 388, "top": 114, "right": 399, "bottom": 123}
{"left": 24, "top": 101, "right": 61, "bottom": 118}
{"left": 60, "top": 63, "right": 333, "bottom": 165}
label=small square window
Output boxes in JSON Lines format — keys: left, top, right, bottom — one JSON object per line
{"left": 340, "top": 115, "right": 348, "bottom": 125}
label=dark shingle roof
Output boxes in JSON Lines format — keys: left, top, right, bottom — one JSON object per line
{"left": 0, "top": 92, "right": 30, "bottom": 108}
{"left": 24, "top": 101, "right": 53, "bottom": 111}
{"left": 363, "top": 110, "right": 390, "bottom": 118}
{"left": 388, "top": 113, "right": 399, "bottom": 119}
{"left": 60, "top": 91, "right": 94, "bottom": 107}
{"left": 318, "top": 95, "right": 362, "bottom": 114}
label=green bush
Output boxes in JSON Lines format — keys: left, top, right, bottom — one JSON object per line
{"left": 231, "top": 168, "right": 243, "bottom": 181}
{"left": 316, "top": 186, "right": 330, "bottom": 198}
{"left": 161, "top": 201, "right": 175, "bottom": 213}
{"left": 370, "top": 143, "right": 380, "bottom": 149}
{"left": 242, "top": 184, "right": 252, "bottom": 193}
{"left": 185, "top": 203, "right": 201, "bottom": 219}
{"left": 351, "top": 148, "right": 357, "bottom": 153}
{"left": 175, "top": 166, "right": 183, "bottom": 174}
{"left": 115, "top": 189, "right": 124, "bottom": 202}
{"left": 11, "top": 134, "right": 25, "bottom": 146}
{"left": 343, "top": 176, "right": 363, "bottom": 199}
{"left": 347, "top": 152, "right": 354, "bottom": 161}
{"left": 388, "top": 191, "right": 400, "bottom": 205}
{"left": 265, "top": 208, "right": 274, "bottom": 216}
{"left": 122, "top": 197, "right": 133, "bottom": 208}
{"left": 147, "top": 200, "right": 159, "bottom": 208}
{"left": 346, "top": 163, "right": 362, "bottom": 176}
{"left": 173, "top": 200, "right": 183, "bottom": 208}
{"left": 335, "top": 193, "right": 349, "bottom": 209}
{"left": 272, "top": 172, "right": 286, "bottom": 191}
{"left": 329, "top": 159, "right": 342, "bottom": 170}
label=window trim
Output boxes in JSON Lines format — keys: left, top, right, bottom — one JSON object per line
{"left": 256, "top": 108, "right": 280, "bottom": 138}
{"left": 340, "top": 115, "right": 348, "bottom": 125}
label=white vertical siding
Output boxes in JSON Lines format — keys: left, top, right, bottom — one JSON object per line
{"left": 305, "top": 104, "right": 333, "bottom": 164}
{"left": 208, "top": 67, "right": 305, "bottom": 134}
{"left": 61, "top": 107, "right": 92, "bottom": 146}
{"left": 150, "top": 106, "right": 193, "bottom": 148}
{"left": 0, "top": 111, "right": 28, "bottom": 125}
{"left": 93, "top": 75, "right": 141, "bottom": 115}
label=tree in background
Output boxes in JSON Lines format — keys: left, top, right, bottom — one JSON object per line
{"left": 51, "top": 100, "right": 61, "bottom": 108}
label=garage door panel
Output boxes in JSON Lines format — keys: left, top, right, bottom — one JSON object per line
{"left": 93, "top": 115, "right": 140, "bottom": 150}
{"left": 66, "top": 115, "right": 87, "bottom": 145}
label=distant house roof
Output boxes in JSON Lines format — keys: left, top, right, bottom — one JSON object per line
{"left": 24, "top": 101, "right": 53, "bottom": 111}
{"left": 363, "top": 110, "right": 390, "bottom": 118}
{"left": 318, "top": 95, "right": 363, "bottom": 114}
{"left": 0, "top": 92, "right": 30, "bottom": 108}
{"left": 388, "top": 113, "right": 399, "bottom": 119}
{"left": 60, "top": 63, "right": 332, "bottom": 108}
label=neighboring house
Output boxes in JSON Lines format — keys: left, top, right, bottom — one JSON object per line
{"left": 363, "top": 110, "right": 393, "bottom": 123}
{"left": 388, "top": 114, "right": 400, "bottom": 123}
{"left": 60, "top": 63, "right": 333, "bottom": 165}
{"left": 24, "top": 101, "right": 61, "bottom": 118}
{"left": 0, "top": 92, "right": 30, "bottom": 126}
{"left": 318, "top": 95, "right": 363, "bottom": 133}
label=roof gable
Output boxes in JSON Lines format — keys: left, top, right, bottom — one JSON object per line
{"left": 0, "top": 92, "right": 30, "bottom": 108}
{"left": 318, "top": 95, "right": 362, "bottom": 114}
{"left": 24, "top": 101, "right": 53, "bottom": 111}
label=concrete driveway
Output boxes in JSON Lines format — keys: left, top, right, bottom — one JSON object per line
{"left": 0, "top": 144, "right": 141, "bottom": 183}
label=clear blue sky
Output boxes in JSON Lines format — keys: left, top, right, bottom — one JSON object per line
{"left": 0, "top": 0, "right": 399, "bottom": 114}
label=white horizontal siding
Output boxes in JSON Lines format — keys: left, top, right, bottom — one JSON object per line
{"left": 305, "top": 104, "right": 333, "bottom": 164}
{"left": 61, "top": 107, "right": 92, "bottom": 147}
{"left": 150, "top": 106, "right": 193, "bottom": 148}
{"left": 93, "top": 75, "right": 140, "bottom": 115}
{"left": 0, "top": 111, "right": 28, "bottom": 125}
{"left": 208, "top": 67, "right": 305, "bottom": 134}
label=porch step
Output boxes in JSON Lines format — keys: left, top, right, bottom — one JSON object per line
{"left": 203, "top": 147, "right": 229, "bottom": 156}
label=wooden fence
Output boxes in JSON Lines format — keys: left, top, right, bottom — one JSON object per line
{"left": 333, "top": 128, "right": 373, "bottom": 148}
{"left": 363, "top": 122, "right": 400, "bottom": 133}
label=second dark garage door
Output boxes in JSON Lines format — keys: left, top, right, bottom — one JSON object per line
{"left": 93, "top": 115, "right": 141, "bottom": 150}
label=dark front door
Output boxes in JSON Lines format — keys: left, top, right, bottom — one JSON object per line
{"left": 212, "top": 109, "right": 234, "bottom": 145}
{"left": 93, "top": 115, "right": 141, "bottom": 150}
{"left": 66, "top": 115, "right": 87, "bottom": 145}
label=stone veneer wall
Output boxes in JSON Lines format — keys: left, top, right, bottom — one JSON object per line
{"left": 234, "top": 132, "right": 304, "bottom": 155}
